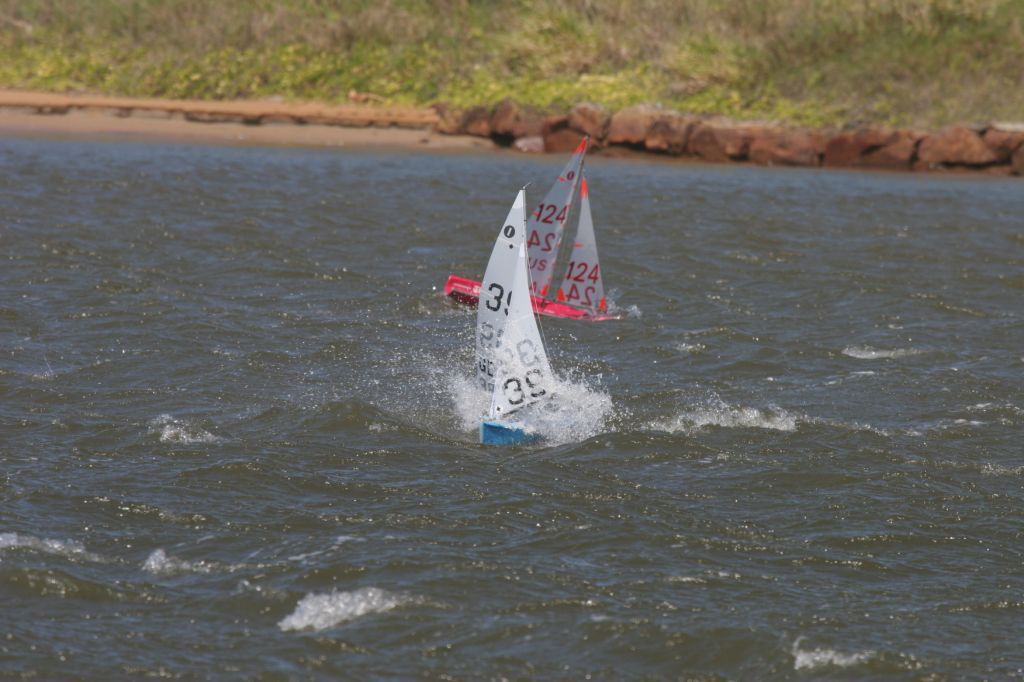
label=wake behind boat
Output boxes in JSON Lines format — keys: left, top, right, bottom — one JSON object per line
{"left": 445, "top": 137, "right": 619, "bottom": 321}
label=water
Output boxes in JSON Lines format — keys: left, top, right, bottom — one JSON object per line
{"left": 1, "top": 136, "right": 1021, "bottom": 680}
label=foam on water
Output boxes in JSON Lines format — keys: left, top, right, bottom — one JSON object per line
{"left": 842, "top": 345, "right": 921, "bottom": 360}
{"left": 278, "top": 587, "right": 412, "bottom": 632}
{"left": 142, "top": 548, "right": 217, "bottom": 575}
{"left": 792, "top": 637, "right": 874, "bottom": 670}
{"left": 0, "top": 532, "right": 103, "bottom": 563}
{"left": 149, "top": 414, "right": 222, "bottom": 444}
{"left": 449, "top": 370, "right": 615, "bottom": 446}
{"left": 652, "top": 396, "right": 798, "bottom": 434}
{"left": 979, "top": 463, "right": 1024, "bottom": 476}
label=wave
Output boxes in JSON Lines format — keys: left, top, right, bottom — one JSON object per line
{"left": 652, "top": 397, "right": 798, "bottom": 434}
{"left": 792, "top": 637, "right": 874, "bottom": 671}
{"left": 842, "top": 345, "right": 921, "bottom": 360}
{"left": 278, "top": 587, "right": 414, "bottom": 632}
{"left": 149, "top": 414, "right": 223, "bottom": 444}
{"left": 0, "top": 532, "right": 103, "bottom": 563}
{"left": 141, "top": 548, "right": 218, "bottom": 575}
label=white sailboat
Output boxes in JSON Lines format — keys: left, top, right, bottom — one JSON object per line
{"left": 476, "top": 189, "right": 555, "bottom": 445}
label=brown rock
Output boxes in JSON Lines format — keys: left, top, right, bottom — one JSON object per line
{"left": 432, "top": 103, "right": 462, "bottom": 135}
{"left": 460, "top": 106, "right": 492, "bottom": 138}
{"left": 489, "top": 99, "right": 543, "bottom": 142}
{"left": 687, "top": 124, "right": 760, "bottom": 162}
{"left": 823, "top": 128, "right": 891, "bottom": 167}
{"left": 567, "top": 102, "right": 610, "bottom": 141}
{"left": 917, "top": 126, "right": 998, "bottom": 167}
{"left": 645, "top": 112, "right": 695, "bottom": 155}
{"left": 686, "top": 123, "right": 729, "bottom": 162}
{"left": 1013, "top": 145, "right": 1024, "bottom": 176}
{"left": 542, "top": 115, "right": 584, "bottom": 153}
{"left": 857, "top": 129, "right": 921, "bottom": 170}
{"left": 982, "top": 128, "right": 1024, "bottom": 164}
{"left": 718, "top": 126, "right": 761, "bottom": 160}
{"left": 748, "top": 129, "right": 823, "bottom": 167}
{"left": 606, "top": 104, "right": 661, "bottom": 146}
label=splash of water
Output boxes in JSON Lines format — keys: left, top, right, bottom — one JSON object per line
{"left": 842, "top": 345, "right": 921, "bottom": 360}
{"left": 791, "top": 636, "right": 874, "bottom": 670}
{"left": 278, "top": 587, "right": 412, "bottom": 632}
{"left": 448, "top": 369, "right": 615, "bottom": 446}
{"left": 652, "top": 396, "right": 798, "bottom": 434}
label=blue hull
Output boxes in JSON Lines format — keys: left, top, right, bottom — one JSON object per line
{"left": 480, "top": 420, "right": 540, "bottom": 446}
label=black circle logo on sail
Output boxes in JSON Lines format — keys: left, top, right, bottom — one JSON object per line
{"left": 503, "top": 225, "right": 515, "bottom": 238}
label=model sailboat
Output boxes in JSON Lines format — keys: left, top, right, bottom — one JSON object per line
{"left": 446, "top": 138, "right": 617, "bottom": 321}
{"left": 476, "top": 189, "right": 555, "bottom": 445}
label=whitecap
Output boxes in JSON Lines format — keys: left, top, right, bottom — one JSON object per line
{"left": 278, "top": 587, "right": 411, "bottom": 632}
{"left": 653, "top": 397, "right": 798, "bottom": 434}
{"left": 980, "top": 463, "right": 1024, "bottom": 476}
{"left": 0, "top": 532, "right": 102, "bottom": 563}
{"left": 149, "top": 414, "right": 222, "bottom": 444}
{"left": 142, "top": 548, "right": 216, "bottom": 575}
{"left": 792, "top": 637, "right": 874, "bottom": 670}
{"left": 842, "top": 345, "right": 921, "bottom": 360}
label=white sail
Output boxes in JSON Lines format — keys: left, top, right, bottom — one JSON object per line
{"left": 526, "top": 137, "right": 588, "bottom": 299}
{"left": 556, "top": 176, "right": 606, "bottom": 315}
{"left": 489, "top": 242, "right": 553, "bottom": 419}
{"left": 476, "top": 190, "right": 527, "bottom": 395}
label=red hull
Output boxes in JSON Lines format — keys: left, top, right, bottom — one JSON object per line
{"left": 444, "top": 275, "right": 618, "bottom": 321}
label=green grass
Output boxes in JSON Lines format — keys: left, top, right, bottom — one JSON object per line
{"left": 1, "top": 0, "right": 1022, "bottom": 127}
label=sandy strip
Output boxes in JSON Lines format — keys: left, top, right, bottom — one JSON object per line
{"left": 0, "top": 89, "right": 495, "bottom": 152}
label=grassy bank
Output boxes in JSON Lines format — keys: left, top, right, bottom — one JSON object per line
{"left": 1, "top": 0, "right": 1022, "bottom": 128}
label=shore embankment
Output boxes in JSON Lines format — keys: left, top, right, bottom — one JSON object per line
{"left": 445, "top": 99, "right": 1024, "bottom": 176}
{"left": 3, "top": 89, "right": 1022, "bottom": 176}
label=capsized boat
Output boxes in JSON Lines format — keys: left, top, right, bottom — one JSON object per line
{"left": 476, "top": 189, "right": 555, "bottom": 445}
{"left": 445, "top": 137, "right": 618, "bottom": 321}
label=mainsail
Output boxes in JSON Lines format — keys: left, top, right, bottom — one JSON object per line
{"left": 555, "top": 175, "right": 606, "bottom": 315}
{"left": 525, "top": 137, "right": 587, "bottom": 299}
{"left": 476, "top": 190, "right": 553, "bottom": 420}
{"left": 489, "top": 242, "right": 553, "bottom": 419}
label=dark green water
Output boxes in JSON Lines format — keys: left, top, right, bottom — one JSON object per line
{"left": 1, "top": 137, "right": 1022, "bottom": 680}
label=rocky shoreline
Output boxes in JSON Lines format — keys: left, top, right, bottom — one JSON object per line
{"left": 442, "top": 99, "right": 1024, "bottom": 176}
{"left": 3, "top": 90, "right": 1022, "bottom": 176}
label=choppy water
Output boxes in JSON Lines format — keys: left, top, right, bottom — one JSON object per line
{"left": 1, "top": 136, "right": 1022, "bottom": 680}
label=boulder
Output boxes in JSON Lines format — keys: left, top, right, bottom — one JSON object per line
{"left": 1014, "top": 144, "right": 1024, "bottom": 176}
{"left": 688, "top": 124, "right": 760, "bottom": 162}
{"left": 748, "top": 129, "right": 823, "bottom": 167}
{"left": 686, "top": 123, "right": 729, "bottom": 162}
{"left": 432, "top": 103, "right": 462, "bottom": 135}
{"left": 823, "top": 128, "right": 892, "bottom": 167}
{"left": 857, "top": 129, "right": 921, "bottom": 170}
{"left": 644, "top": 112, "right": 695, "bottom": 155}
{"left": 606, "top": 104, "right": 661, "bottom": 146}
{"left": 917, "top": 126, "right": 998, "bottom": 167}
{"left": 542, "top": 115, "right": 585, "bottom": 153}
{"left": 567, "top": 102, "right": 610, "bottom": 142}
{"left": 982, "top": 127, "right": 1024, "bottom": 164}
{"left": 460, "top": 105, "right": 492, "bottom": 138}
{"left": 489, "top": 99, "right": 543, "bottom": 143}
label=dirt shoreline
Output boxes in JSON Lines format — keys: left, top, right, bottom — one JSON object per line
{"left": 0, "top": 89, "right": 493, "bottom": 152}
{"left": 2, "top": 89, "right": 1022, "bottom": 176}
